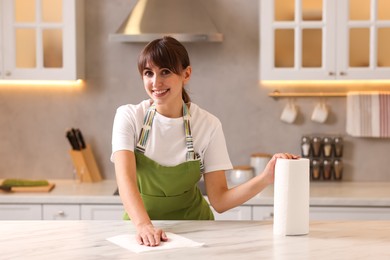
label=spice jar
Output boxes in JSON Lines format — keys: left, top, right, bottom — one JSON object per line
{"left": 323, "top": 159, "right": 333, "bottom": 180}
{"left": 301, "top": 136, "right": 311, "bottom": 157}
{"left": 323, "top": 137, "right": 333, "bottom": 158}
{"left": 311, "top": 137, "right": 322, "bottom": 157}
{"left": 333, "top": 159, "right": 343, "bottom": 180}
{"left": 311, "top": 159, "right": 322, "bottom": 180}
{"left": 334, "top": 137, "right": 343, "bottom": 157}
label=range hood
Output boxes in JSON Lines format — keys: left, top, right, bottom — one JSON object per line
{"left": 109, "top": 0, "right": 223, "bottom": 43}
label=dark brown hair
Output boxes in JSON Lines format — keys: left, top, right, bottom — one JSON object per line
{"left": 138, "top": 36, "right": 191, "bottom": 103}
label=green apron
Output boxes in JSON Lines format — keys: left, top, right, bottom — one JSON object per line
{"left": 124, "top": 102, "right": 214, "bottom": 220}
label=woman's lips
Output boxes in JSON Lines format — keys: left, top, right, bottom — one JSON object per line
{"left": 152, "top": 89, "right": 169, "bottom": 97}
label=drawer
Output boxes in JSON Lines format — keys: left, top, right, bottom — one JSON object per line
{"left": 310, "top": 206, "right": 390, "bottom": 220}
{"left": 212, "top": 206, "right": 252, "bottom": 220}
{"left": 43, "top": 204, "right": 80, "bottom": 220}
{"left": 252, "top": 206, "right": 274, "bottom": 220}
{"left": 0, "top": 204, "right": 42, "bottom": 220}
{"left": 81, "top": 205, "right": 124, "bottom": 220}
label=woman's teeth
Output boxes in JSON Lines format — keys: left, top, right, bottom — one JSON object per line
{"left": 153, "top": 89, "right": 169, "bottom": 95}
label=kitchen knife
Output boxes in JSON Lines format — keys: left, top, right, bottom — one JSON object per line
{"left": 66, "top": 130, "right": 75, "bottom": 149}
{"left": 75, "top": 128, "right": 86, "bottom": 149}
{"left": 66, "top": 129, "right": 80, "bottom": 150}
{"left": 72, "top": 128, "right": 81, "bottom": 151}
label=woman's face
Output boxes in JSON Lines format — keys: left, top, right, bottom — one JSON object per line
{"left": 142, "top": 62, "right": 191, "bottom": 107}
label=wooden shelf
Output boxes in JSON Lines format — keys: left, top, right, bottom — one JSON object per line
{"left": 269, "top": 90, "right": 346, "bottom": 99}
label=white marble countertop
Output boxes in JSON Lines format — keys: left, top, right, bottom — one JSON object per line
{"left": 0, "top": 220, "right": 389, "bottom": 259}
{"left": 1, "top": 179, "right": 390, "bottom": 207}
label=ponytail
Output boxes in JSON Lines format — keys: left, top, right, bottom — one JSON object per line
{"left": 182, "top": 88, "right": 191, "bottom": 103}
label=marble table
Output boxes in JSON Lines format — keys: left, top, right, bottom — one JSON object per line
{"left": 0, "top": 220, "right": 389, "bottom": 259}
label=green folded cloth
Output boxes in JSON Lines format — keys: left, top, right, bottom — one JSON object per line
{"left": 1, "top": 179, "right": 49, "bottom": 187}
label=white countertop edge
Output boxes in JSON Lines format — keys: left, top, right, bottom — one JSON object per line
{"left": 1, "top": 180, "right": 390, "bottom": 207}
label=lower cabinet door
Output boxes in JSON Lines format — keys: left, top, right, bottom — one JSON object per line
{"left": 43, "top": 204, "right": 80, "bottom": 220}
{"left": 212, "top": 206, "right": 252, "bottom": 220}
{"left": 81, "top": 205, "right": 124, "bottom": 220}
{"left": 310, "top": 207, "right": 390, "bottom": 220}
{"left": 252, "top": 206, "right": 274, "bottom": 220}
{"left": 0, "top": 204, "right": 42, "bottom": 220}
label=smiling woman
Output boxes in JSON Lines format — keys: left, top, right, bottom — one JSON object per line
{"left": 111, "top": 36, "right": 298, "bottom": 247}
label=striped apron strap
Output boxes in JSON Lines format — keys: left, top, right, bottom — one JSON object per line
{"left": 183, "top": 103, "right": 205, "bottom": 174}
{"left": 136, "top": 102, "right": 205, "bottom": 173}
{"left": 135, "top": 103, "right": 157, "bottom": 154}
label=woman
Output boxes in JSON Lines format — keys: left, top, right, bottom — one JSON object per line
{"left": 111, "top": 36, "right": 297, "bottom": 247}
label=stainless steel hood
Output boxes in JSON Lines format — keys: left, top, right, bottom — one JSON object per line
{"left": 109, "top": 0, "right": 223, "bottom": 43}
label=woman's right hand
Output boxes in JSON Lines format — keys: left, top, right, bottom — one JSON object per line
{"left": 136, "top": 223, "right": 168, "bottom": 246}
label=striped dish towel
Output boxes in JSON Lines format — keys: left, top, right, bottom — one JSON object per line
{"left": 346, "top": 92, "right": 390, "bottom": 137}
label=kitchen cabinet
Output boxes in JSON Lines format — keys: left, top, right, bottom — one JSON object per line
{"left": 1, "top": 180, "right": 389, "bottom": 221}
{"left": 81, "top": 205, "right": 124, "bottom": 220}
{"left": 0, "top": 204, "right": 41, "bottom": 220}
{"left": 252, "top": 206, "right": 274, "bottom": 221}
{"left": 253, "top": 205, "right": 390, "bottom": 221}
{"left": 212, "top": 206, "right": 252, "bottom": 220}
{"left": 260, "top": 0, "right": 390, "bottom": 80}
{"left": 310, "top": 206, "right": 390, "bottom": 220}
{"left": 0, "top": 0, "right": 84, "bottom": 80}
{"left": 0, "top": 203, "right": 124, "bottom": 220}
{"left": 43, "top": 204, "right": 80, "bottom": 220}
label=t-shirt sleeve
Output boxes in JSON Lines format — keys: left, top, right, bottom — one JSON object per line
{"left": 111, "top": 106, "right": 137, "bottom": 162}
{"left": 202, "top": 122, "right": 233, "bottom": 173}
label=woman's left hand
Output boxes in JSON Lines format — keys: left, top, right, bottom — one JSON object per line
{"left": 273, "top": 152, "right": 300, "bottom": 160}
{"left": 261, "top": 152, "right": 300, "bottom": 185}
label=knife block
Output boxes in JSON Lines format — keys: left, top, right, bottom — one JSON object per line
{"left": 69, "top": 145, "right": 102, "bottom": 182}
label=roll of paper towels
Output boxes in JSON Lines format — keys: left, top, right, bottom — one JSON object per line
{"left": 273, "top": 158, "right": 310, "bottom": 236}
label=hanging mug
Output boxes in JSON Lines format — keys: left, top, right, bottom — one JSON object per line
{"left": 280, "top": 99, "right": 298, "bottom": 124}
{"left": 311, "top": 100, "right": 329, "bottom": 123}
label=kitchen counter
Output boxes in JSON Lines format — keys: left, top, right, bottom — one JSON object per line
{"left": 0, "top": 179, "right": 120, "bottom": 204}
{"left": 0, "top": 220, "right": 389, "bottom": 259}
{"left": 249, "top": 181, "right": 390, "bottom": 207}
{"left": 1, "top": 179, "right": 389, "bottom": 207}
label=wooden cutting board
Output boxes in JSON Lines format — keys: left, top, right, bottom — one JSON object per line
{"left": 10, "top": 183, "right": 55, "bottom": 192}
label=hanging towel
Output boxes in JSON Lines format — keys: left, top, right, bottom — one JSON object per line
{"left": 346, "top": 92, "right": 390, "bottom": 138}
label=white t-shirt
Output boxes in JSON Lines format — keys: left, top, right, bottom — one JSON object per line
{"left": 111, "top": 100, "right": 232, "bottom": 173}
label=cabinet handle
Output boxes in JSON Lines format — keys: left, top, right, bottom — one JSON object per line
{"left": 56, "top": 210, "right": 65, "bottom": 217}
{"left": 270, "top": 212, "right": 274, "bottom": 218}
{"left": 5, "top": 71, "right": 11, "bottom": 77}
{"left": 339, "top": 72, "right": 347, "bottom": 76}
{"left": 328, "top": 72, "right": 335, "bottom": 76}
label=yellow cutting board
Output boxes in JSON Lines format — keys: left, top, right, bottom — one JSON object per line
{"left": 10, "top": 183, "right": 55, "bottom": 192}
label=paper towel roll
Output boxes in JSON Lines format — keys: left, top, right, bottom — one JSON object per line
{"left": 273, "top": 158, "right": 310, "bottom": 236}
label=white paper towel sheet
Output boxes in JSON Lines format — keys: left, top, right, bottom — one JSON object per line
{"left": 106, "top": 232, "right": 205, "bottom": 253}
{"left": 273, "top": 158, "right": 310, "bottom": 236}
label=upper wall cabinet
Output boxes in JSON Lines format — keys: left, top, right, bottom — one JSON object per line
{"left": 260, "top": 0, "right": 390, "bottom": 81}
{"left": 0, "top": 0, "right": 84, "bottom": 80}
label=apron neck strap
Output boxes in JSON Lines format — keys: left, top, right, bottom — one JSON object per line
{"left": 135, "top": 101, "right": 205, "bottom": 173}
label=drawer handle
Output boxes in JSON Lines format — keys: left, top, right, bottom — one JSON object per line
{"left": 56, "top": 210, "right": 65, "bottom": 217}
